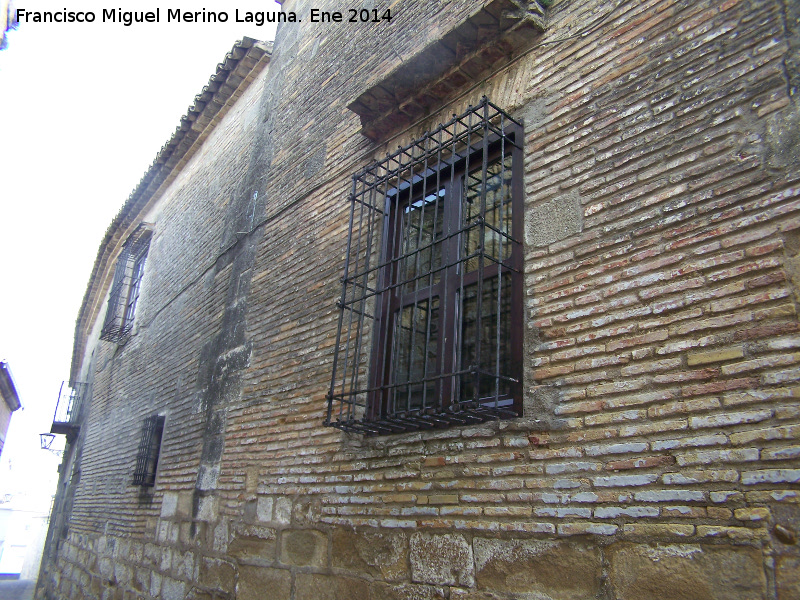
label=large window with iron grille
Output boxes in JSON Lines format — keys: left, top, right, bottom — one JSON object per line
{"left": 327, "top": 99, "right": 523, "bottom": 435}
{"left": 100, "top": 225, "right": 152, "bottom": 343}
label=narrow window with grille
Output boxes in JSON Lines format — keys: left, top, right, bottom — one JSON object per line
{"left": 100, "top": 224, "right": 153, "bottom": 343}
{"left": 326, "top": 98, "right": 523, "bottom": 435}
{"left": 132, "top": 415, "right": 165, "bottom": 487}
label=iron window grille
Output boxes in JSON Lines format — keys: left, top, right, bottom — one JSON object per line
{"left": 326, "top": 98, "right": 523, "bottom": 435}
{"left": 100, "top": 224, "right": 153, "bottom": 343}
{"left": 132, "top": 415, "right": 165, "bottom": 487}
{"left": 51, "top": 381, "right": 88, "bottom": 436}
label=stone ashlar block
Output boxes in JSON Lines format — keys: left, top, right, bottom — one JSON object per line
{"left": 256, "top": 496, "right": 274, "bottom": 522}
{"left": 369, "top": 582, "right": 447, "bottom": 600}
{"left": 473, "top": 538, "right": 602, "bottom": 599}
{"left": 237, "top": 566, "right": 291, "bottom": 600}
{"left": 450, "top": 589, "right": 519, "bottom": 600}
{"left": 526, "top": 189, "right": 583, "bottom": 248}
{"left": 160, "top": 492, "right": 179, "bottom": 518}
{"left": 184, "top": 589, "right": 214, "bottom": 600}
{"left": 280, "top": 529, "right": 327, "bottom": 568}
{"left": 274, "top": 497, "right": 292, "bottom": 525}
{"left": 161, "top": 577, "right": 187, "bottom": 600}
{"left": 777, "top": 556, "right": 800, "bottom": 600}
{"left": 608, "top": 543, "right": 767, "bottom": 600}
{"left": 227, "top": 530, "right": 277, "bottom": 563}
{"left": 295, "top": 573, "right": 370, "bottom": 600}
{"left": 199, "top": 557, "right": 236, "bottom": 594}
{"left": 332, "top": 528, "right": 408, "bottom": 582}
{"left": 410, "top": 533, "right": 474, "bottom": 587}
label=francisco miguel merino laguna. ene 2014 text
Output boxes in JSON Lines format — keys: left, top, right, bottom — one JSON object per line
{"left": 14, "top": 7, "right": 393, "bottom": 25}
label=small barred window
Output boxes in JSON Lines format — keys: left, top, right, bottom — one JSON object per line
{"left": 132, "top": 415, "right": 165, "bottom": 487}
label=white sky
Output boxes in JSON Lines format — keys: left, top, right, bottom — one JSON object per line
{"left": 0, "top": 1, "right": 280, "bottom": 502}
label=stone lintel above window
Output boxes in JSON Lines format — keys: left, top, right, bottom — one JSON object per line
{"left": 347, "top": 0, "right": 547, "bottom": 141}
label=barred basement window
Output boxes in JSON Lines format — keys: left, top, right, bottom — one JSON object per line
{"left": 132, "top": 415, "right": 165, "bottom": 487}
{"left": 326, "top": 98, "right": 523, "bottom": 435}
{"left": 100, "top": 224, "right": 153, "bottom": 343}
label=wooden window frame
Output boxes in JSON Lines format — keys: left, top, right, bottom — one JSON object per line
{"left": 369, "top": 139, "right": 524, "bottom": 420}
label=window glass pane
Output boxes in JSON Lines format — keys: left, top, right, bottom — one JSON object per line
{"left": 399, "top": 188, "right": 444, "bottom": 291}
{"left": 391, "top": 297, "right": 439, "bottom": 412}
{"left": 459, "top": 273, "right": 512, "bottom": 404}
{"left": 463, "top": 154, "right": 513, "bottom": 273}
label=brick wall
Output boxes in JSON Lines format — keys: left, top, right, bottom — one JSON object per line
{"left": 38, "top": 0, "right": 800, "bottom": 599}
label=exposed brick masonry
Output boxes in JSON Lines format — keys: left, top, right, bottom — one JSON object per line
{"left": 38, "top": 0, "right": 800, "bottom": 599}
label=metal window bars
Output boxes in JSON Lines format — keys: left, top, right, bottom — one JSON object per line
{"left": 100, "top": 224, "right": 153, "bottom": 343}
{"left": 132, "top": 415, "right": 165, "bottom": 487}
{"left": 51, "top": 381, "right": 88, "bottom": 436}
{"left": 326, "top": 97, "right": 524, "bottom": 435}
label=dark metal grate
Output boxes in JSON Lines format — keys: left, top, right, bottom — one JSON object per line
{"left": 132, "top": 415, "right": 165, "bottom": 487}
{"left": 326, "top": 98, "right": 524, "bottom": 435}
{"left": 100, "top": 224, "right": 152, "bottom": 343}
{"left": 51, "top": 381, "right": 88, "bottom": 436}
